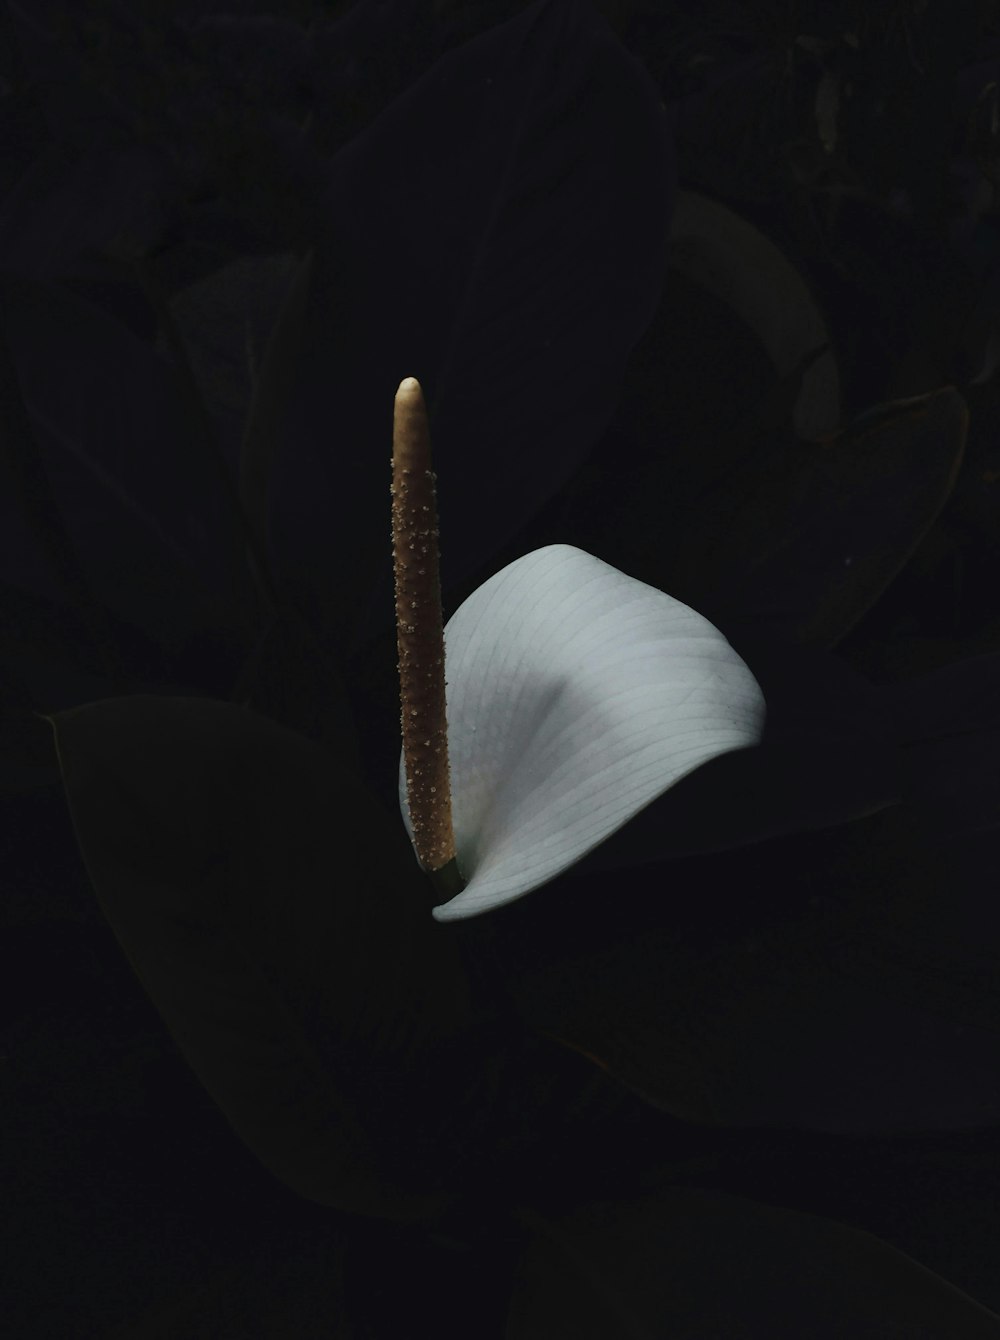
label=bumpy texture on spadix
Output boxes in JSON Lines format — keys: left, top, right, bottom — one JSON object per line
{"left": 391, "top": 376, "right": 456, "bottom": 873}
{"left": 399, "top": 544, "right": 766, "bottom": 920}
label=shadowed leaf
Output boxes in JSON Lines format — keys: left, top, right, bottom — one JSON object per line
{"left": 0, "top": 699, "right": 59, "bottom": 792}
{"left": 667, "top": 189, "right": 841, "bottom": 441}
{"left": 506, "top": 1187, "right": 1000, "bottom": 1337}
{"left": 512, "top": 794, "right": 1000, "bottom": 1135}
{"left": 0, "top": 276, "right": 255, "bottom": 649}
{"left": 239, "top": 248, "right": 315, "bottom": 578}
{"left": 0, "top": 291, "right": 112, "bottom": 649}
{"left": 268, "top": 0, "right": 674, "bottom": 657}
{"left": 881, "top": 647, "right": 1000, "bottom": 838}
{"left": 45, "top": 693, "right": 478, "bottom": 1221}
{"left": 667, "top": 386, "right": 968, "bottom": 649}
{"left": 229, "top": 599, "right": 362, "bottom": 778}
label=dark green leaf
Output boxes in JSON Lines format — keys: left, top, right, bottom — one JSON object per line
{"left": 228, "top": 600, "right": 362, "bottom": 779}
{"left": 0, "top": 702, "right": 59, "bottom": 793}
{"left": 45, "top": 693, "right": 476, "bottom": 1221}
{"left": 269, "top": 0, "right": 674, "bottom": 657}
{"left": 132, "top": 256, "right": 275, "bottom": 630}
{"left": 506, "top": 1187, "right": 1000, "bottom": 1337}
{"left": 668, "top": 386, "right": 968, "bottom": 649}
{"left": 512, "top": 857, "right": 1000, "bottom": 1135}
{"left": 239, "top": 248, "right": 315, "bottom": 579}
{"left": 0, "top": 275, "right": 252, "bottom": 649}
{"left": 667, "top": 189, "right": 841, "bottom": 441}
{"left": 0, "top": 286, "right": 122, "bottom": 678}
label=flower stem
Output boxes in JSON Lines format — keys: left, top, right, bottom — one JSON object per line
{"left": 391, "top": 377, "right": 464, "bottom": 889}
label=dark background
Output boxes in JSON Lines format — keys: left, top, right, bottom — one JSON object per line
{"left": 3, "top": 2, "right": 1000, "bottom": 1335}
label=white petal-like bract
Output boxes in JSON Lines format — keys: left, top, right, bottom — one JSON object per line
{"left": 399, "top": 545, "right": 765, "bottom": 920}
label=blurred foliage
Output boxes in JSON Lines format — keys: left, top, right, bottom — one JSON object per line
{"left": 621, "top": 1, "right": 998, "bottom": 223}
{"left": 3, "top": 4, "right": 1000, "bottom": 1337}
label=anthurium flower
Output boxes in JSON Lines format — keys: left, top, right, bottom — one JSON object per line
{"left": 391, "top": 378, "right": 766, "bottom": 922}
{"left": 399, "top": 542, "right": 766, "bottom": 921}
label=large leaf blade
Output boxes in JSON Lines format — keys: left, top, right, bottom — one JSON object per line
{"left": 45, "top": 693, "right": 477, "bottom": 1221}
{"left": 667, "top": 387, "right": 968, "bottom": 650}
{"left": 0, "top": 276, "right": 255, "bottom": 649}
{"left": 268, "top": 0, "right": 675, "bottom": 657}
{"left": 510, "top": 831, "right": 1000, "bottom": 1135}
{"left": 506, "top": 1188, "right": 1000, "bottom": 1337}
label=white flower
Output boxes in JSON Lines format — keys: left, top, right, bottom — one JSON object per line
{"left": 400, "top": 543, "right": 765, "bottom": 921}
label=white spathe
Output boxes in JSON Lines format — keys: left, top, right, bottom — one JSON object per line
{"left": 399, "top": 544, "right": 765, "bottom": 921}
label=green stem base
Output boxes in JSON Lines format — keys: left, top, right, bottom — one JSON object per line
{"left": 428, "top": 855, "right": 466, "bottom": 904}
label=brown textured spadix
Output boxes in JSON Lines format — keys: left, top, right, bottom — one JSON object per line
{"left": 391, "top": 377, "right": 459, "bottom": 880}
